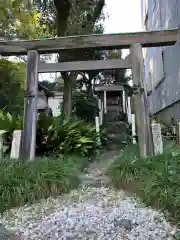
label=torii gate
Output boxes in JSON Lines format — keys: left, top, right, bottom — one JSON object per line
{"left": 0, "top": 28, "right": 179, "bottom": 160}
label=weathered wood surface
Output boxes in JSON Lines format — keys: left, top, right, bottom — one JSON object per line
{"left": 94, "top": 84, "right": 123, "bottom": 92}
{"left": 130, "top": 44, "right": 154, "bottom": 157}
{"left": 0, "top": 134, "right": 4, "bottom": 159}
{"left": 38, "top": 58, "right": 131, "bottom": 73}
{"left": 176, "top": 122, "right": 180, "bottom": 146}
{"left": 20, "top": 50, "right": 39, "bottom": 161}
{"left": 104, "top": 89, "right": 107, "bottom": 114}
{"left": 130, "top": 96, "right": 135, "bottom": 114}
{"left": 0, "top": 29, "right": 179, "bottom": 55}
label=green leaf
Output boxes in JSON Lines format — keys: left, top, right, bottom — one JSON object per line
{"left": 172, "top": 151, "right": 180, "bottom": 157}
{"left": 0, "top": 130, "right": 7, "bottom": 135}
{"left": 3, "top": 145, "right": 9, "bottom": 153}
{"left": 6, "top": 112, "right": 12, "bottom": 123}
{"left": 79, "top": 137, "right": 94, "bottom": 143}
{"left": 48, "top": 125, "right": 53, "bottom": 131}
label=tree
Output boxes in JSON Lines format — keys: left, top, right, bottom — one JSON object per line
{"left": 76, "top": 47, "right": 104, "bottom": 97}
{"left": 0, "top": 59, "right": 26, "bottom": 114}
{"left": 0, "top": 0, "right": 52, "bottom": 39}
{"left": 97, "top": 50, "right": 133, "bottom": 95}
{"left": 1, "top": 0, "right": 106, "bottom": 118}
{"left": 40, "top": 79, "right": 64, "bottom": 91}
{"left": 76, "top": 50, "right": 132, "bottom": 97}
{"left": 34, "top": 0, "right": 105, "bottom": 118}
{"left": 58, "top": 0, "right": 105, "bottom": 118}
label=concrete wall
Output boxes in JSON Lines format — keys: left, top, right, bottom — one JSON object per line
{"left": 37, "top": 91, "right": 48, "bottom": 110}
{"left": 141, "top": 0, "right": 180, "bottom": 123}
{"left": 155, "top": 101, "right": 180, "bottom": 124}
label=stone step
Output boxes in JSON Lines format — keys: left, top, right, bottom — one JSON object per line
{"left": 106, "top": 121, "right": 129, "bottom": 127}
{"left": 104, "top": 113, "right": 126, "bottom": 122}
{"left": 108, "top": 133, "right": 123, "bottom": 140}
{"left": 106, "top": 121, "right": 130, "bottom": 134}
{"left": 107, "top": 134, "right": 129, "bottom": 150}
{"left": 106, "top": 143, "right": 124, "bottom": 151}
{"left": 79, "top": 174, "right": 111, "bottom": 188}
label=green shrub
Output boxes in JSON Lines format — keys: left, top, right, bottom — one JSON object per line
{"left": 0, "top": 156, "right": 81, "bottom": 213}
{"left": 73, "top": 91, "right": 99, "bottom": 123}
{"left": 36, "top": 114, "right": 98, "bottom": 156}
{"left": 108, "top": 144, "right": 180, "bottom": 225}
{"left": 0, "top": 59, "right": 25, "bottom": 114}
{"left": 0, "top": 110, "right": 98, "bottom": 157}
{"left": 99, "top": 126, "right": 108, "bottom": 146}
{"left": 0, "top": 110, "right": 23, "bottom": 153}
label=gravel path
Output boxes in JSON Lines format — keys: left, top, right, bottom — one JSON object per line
{"left": 0, "top": 151, "right": 178, "bottom": 239}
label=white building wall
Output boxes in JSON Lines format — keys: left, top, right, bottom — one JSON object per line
{"left": 48, "top": 95, "right": 63, "bottom": 117}
{"left": 141, "top": 0, "right": 180, "bottom": 123}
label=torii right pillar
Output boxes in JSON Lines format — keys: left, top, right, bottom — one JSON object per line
{"left": 130, "top": 44, "right": 154, "bottom": 157}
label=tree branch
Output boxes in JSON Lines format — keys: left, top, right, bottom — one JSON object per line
{"left": 54, "top": 0, "right": 71, "bottom": 36}
{"left": 83, "top": 0, "right": 105, "bottom": 32}
{"left": 91, "top": 0, "right": 105, "bottom": 24}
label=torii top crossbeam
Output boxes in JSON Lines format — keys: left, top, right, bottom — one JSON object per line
{"left": 0, "top": 28, "right": 179, "bottom": 55}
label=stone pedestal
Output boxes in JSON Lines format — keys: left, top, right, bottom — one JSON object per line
{"left": 95, "top": 117, "right": 100, "bottom": 145}
{"left": 151, "top": 123, "right": 163, "bottom": 155}
{"left": 131, "top": 114, "right": 136, "bottom": 144}
{"left": 10, "top": 130, "right": 22, "bottom": 159}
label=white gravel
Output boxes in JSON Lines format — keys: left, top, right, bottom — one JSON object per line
{"left": 1, "top": 185, "right": 177, "bottom": 240}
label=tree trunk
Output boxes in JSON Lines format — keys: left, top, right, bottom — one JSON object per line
{"left": 62, "top": 72, "right": 77, "bottom": 119}
{"left": 54, "top": 0, "right": 105, "bottom": 119}
{"left": 87, "top": 78, "right": 93, "bottom": 97}
{"left": 63, "top": 75, "right": 72, "bottom": 118}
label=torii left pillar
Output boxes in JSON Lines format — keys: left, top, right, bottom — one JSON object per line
{"left": 20, "top": 50, "right": 39, "bottom": 161}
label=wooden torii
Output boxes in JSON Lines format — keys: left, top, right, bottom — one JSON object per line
{"left": 0, "top": 28, "right": 179, "bottom": 160}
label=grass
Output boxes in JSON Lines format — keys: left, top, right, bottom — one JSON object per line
{"left": 108, "top": 142, "right": 180, "bottom": 225}
{"left": 0, "top": 155, "right": 89, "bottom": 214}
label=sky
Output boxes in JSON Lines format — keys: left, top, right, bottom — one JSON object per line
{"left": 104, "top": 0, "right": 142, "bottom": 34}
{"left": 104, "top": 0, "right": 142, "bottom": 58}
